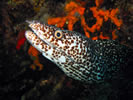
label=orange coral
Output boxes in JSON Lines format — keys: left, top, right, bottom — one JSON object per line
{"left": 28, "top": 46, "right": 43, "bottom": 70}
{"left": 48, "top": 17, "right": 67, "bottom": 29}
{"left": 110, "top": 8, "right": 122, "bottom": 28}
{"left": 112, "top": 30, "right": 118, "bottom": 40}
{"left": 48, "top": 1, "right": 85, "bottom": 31}
{"left": 92, "top": 32, "right": 110, "bottom": 40}
{"left": 84, "top": 6, "right": 122, "bottom": 39}
{"left": 99, "top": 32, "right": 110, "bottom": 39}
{"left": 48, "top": 0, "right": 123, "bottom": 40}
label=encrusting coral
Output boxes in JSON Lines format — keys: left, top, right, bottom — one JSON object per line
{"left": 48, "top": 0, "right": 122, "bottom": 40}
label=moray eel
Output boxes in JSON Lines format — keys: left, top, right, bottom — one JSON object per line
{"left": 25, "top": 20, "right": 132, "bottom": 83}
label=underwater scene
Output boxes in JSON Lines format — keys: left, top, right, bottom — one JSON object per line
{"left": 0, "top": 0, "right": 133, "bottom": 100}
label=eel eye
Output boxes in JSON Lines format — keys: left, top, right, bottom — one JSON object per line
{"left": 54, "top": 30, "right": 63, "bottom": 39}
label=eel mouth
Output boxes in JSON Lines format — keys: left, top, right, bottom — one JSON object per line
{"left": 26, "top": 20, "right": 56, "bottom": 49}
{"left": 25, "top": 30, "right": 54, "bottom": 53}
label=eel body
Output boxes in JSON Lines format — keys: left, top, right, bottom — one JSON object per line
{"left": 25, "top": 20, "right": 132, "bottom": 83}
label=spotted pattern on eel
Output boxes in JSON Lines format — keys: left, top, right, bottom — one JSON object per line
{"left": 25, "top": 20, "right": 132, "bottom": 83}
